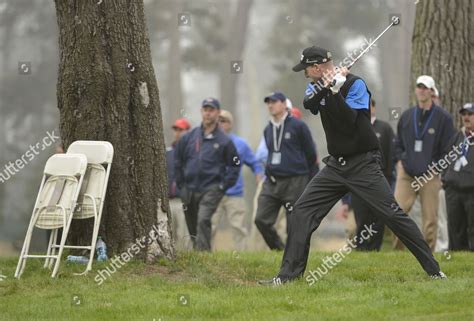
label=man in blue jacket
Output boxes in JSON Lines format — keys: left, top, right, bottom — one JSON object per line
{"left": 174, "top": 98, "right": 241, "bottom": 251}
{"left": 211, "top": 110, "right": 263, "bottom": 250}
{"left": 393, "top": 75, "right": 455, "bottom": 250}
{"left": 255, "top": 91, "right": 317, "bottom": 250}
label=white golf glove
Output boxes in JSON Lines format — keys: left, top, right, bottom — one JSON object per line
{"left": 330, "top": 73, "right": 346, "bottom": 94}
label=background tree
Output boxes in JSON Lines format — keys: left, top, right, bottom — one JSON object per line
{"left": 411, "top": 0, "right": 473, "bottom": 122}
{"left": 0, "top": 0, "right": 59, "bottom": 252}
{"left": 54, "top": 0, "right": 174, "bottom": 261}
{"left": 181, "top": 0, "right": 253, "bottom": 117}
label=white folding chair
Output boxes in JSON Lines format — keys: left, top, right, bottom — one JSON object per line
{"left": 15, "top": 153, "right": 88, "bottom": 278}
{"left": 62, "top": 140, "right": 114, "bottom": 275}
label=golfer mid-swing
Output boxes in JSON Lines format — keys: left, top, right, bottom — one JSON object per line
{"left": 259, "top": 46, "right": 446, "bottom": 285}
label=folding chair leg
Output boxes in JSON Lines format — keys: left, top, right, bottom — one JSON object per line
{"left": 14, "top": 216, "right": 37, "bottom": 279}
{"left": 51, "top": 220, "right": 73, "bottom": 278}
{"left": 76, "top": 208, "right": 99, "bottom": 276}
{"left": 48, "top": 229, "right": 59, "bottom": 270}
{"left": 87, "top": 216, "right": 99, "bottom": 273}
{"left": 44, "top": 229, "right": 56, "bottom": 268}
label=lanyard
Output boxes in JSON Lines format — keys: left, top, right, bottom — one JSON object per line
{"left": 272, "top": 120, "right": 285, "bottom": 152}
{"left": 413, "top": 107, "right": 435, "bottom": 140}
{"left": 461, "top": 133, "right": 473, "bottom": 157}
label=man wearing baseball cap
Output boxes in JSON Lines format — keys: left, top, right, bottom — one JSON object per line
{"left": 259, "top": 47, "right": 444, "bottom": 285}
{"left": 174, "top": 98, "right": 241, "bottom": 251}
{"left": 393, "top": 75, "right": 455, "bottom": 251}
{"left": 211, "top": 110, "right": 263, "bottom": 251}
{"left": 254, "top": 91, "right": 317, "bottom": 251}
{"left": 166, "top": 118, "right": 191, "bottom": 249}
{"left": 442, "top": 102, "right": 474, "bottom": 251}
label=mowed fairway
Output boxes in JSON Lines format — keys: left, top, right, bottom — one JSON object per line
{"left": 0, "top": 251, "right": 472, "bottom": 321}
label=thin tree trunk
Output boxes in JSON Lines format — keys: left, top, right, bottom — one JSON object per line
{"left": 54, "top": 0, "right": 174, "bottom": 262}
{"left": 167, "top": 0, "right": 183, "bottom": 126}
{"left": 219, "top": 0, "right": 253, "bottom": 117}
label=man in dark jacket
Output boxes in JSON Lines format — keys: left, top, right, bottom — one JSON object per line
{"left": 254, "top": 91, "right": 317, "bottom": 250}
{"left": 393, "top": 75, "right": 455, "bottom": 250}
{"left": 259, "top": 46, "right": 444, "bottom": 285}
{"left": 442, "top": 102, "right": 474, "bottom": 251}
{"left": 352, "top": 98, "right": 396, "bottom": 251}
{"left": 174, "top": 98, "right": 240, "bottom": 251}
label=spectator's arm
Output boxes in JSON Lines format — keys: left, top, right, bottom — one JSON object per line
{"left": 242, "top": 141, "right": 264, "bottom": 175}
{"left": 223, "top": 140, "right": 241, "bottom": 190}
{"left": 439, "top": 114, "right": 456, "bottom": 156}
{"left": 386, "top": 124, "right": 396, "bottom": 178}
{"left": 394, "top": 115, "right": 405, "bottom": 163}
{"left": 299, "top": 122, "right": 317, "bottom": 176}
{"left": 255, "top": 136, "right": 269, "bottom": 166}
{"left": 173, "top": 135, "right": 187, "bottom": 189}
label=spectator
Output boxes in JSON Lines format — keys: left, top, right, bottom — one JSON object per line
{"left": 166, "top": 118, "right": 191, "bottom": 249}
{"left": 254, "top": 91, "right": 317, "bottom": 250}
{"left": 442, "top": 102, "right": 474, "bottom": 251}
{"left": 393, "top": 75, "right": 455, "bottom": 250}
{"left": 211, "top": 110, "right": 263, "bottom": 251}
{"left": 252, "top": 98, "right": 319, "bottom": 250}
{"left": 352, "top": 98, "right": 396, "bottom": 251}
{"left": 174, "top": 98, "right": 240, "bottom": 251}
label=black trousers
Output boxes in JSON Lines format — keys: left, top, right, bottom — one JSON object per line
{"left": 181, "top": 186, "right": 224, "bottom": 251}
{"left": 445, "top": 186, "right": 474, "bottom": 251}
{"left": 255, "top": 175, "right": 308, "bottom": 250}
{"left": 278, "top": 150, "right": 440, "bottom": 279}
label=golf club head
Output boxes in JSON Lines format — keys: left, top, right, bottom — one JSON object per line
{"left": 390, "top": 15, "right": 401, "bottom": 26}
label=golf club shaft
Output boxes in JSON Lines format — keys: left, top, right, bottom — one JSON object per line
{"left": 347, "top": 17, "right": 399, "bottom": 70}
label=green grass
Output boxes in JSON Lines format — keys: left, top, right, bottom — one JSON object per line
{"left": 0, "top": 251, "right": 472, "bottom": 321}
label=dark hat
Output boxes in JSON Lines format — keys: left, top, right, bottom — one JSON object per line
{"left": 292, "top": 46, "right": 332, "bottom": 72}
{"left": 201, "top": 97, "right": 220, "bottom": 109}
{"left": 264, "top": 92, "right": 287, "bottom": 103}
{"left": 459, "top": 102, "right": 474, "bottom": 114}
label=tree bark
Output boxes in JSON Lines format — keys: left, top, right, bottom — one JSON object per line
{"left": 411, "top": 0, "right": 473, "bottom": 123}
{"left": 54, "top": 0, "right": 174, "bottom": 262}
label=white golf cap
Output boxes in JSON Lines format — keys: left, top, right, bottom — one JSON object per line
{"left": 416, "top": 75, "right": 439, "bottom": 96}
{"left": 286, "top": 98, "right": 293, "bottom": 109}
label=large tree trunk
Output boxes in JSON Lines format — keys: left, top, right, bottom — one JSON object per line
{"left": 411, "top": 0, "right": 473, "bottom": 122}
{"left": 54, "top": 0, "right": 174, "bottom": 262}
